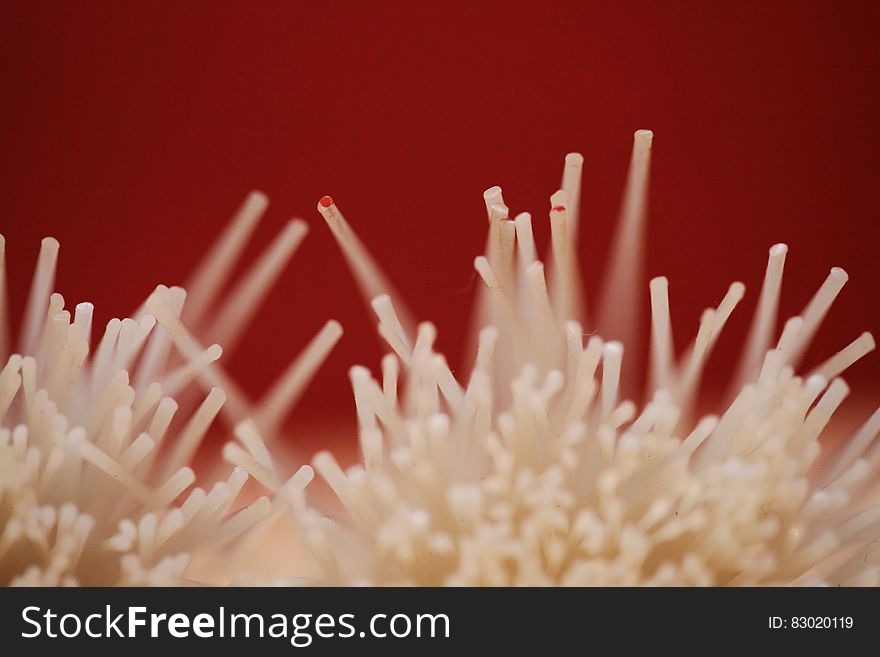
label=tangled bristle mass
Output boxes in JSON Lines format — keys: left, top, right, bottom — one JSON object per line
{"left": 3, "top": 133, "right": 880, "bottom": 587}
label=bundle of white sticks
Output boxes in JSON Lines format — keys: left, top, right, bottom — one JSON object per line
{"left": 2, "top": 132, "right": 879, "bottom": 586}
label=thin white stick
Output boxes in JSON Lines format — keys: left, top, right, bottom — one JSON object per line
{"left": 139, "top": 396, "right": 178, "bottom": 475}
{"left": 146, "top": 294, "right": 251, "bottom": 424}
{"left": 149, "top": 467, "right": 196, "bottom": 512}
{"left": 160, "top": 343, "right": 223, "bottom": 398}
{"left": 234, "top": 419, "right": 274, "bottom": 467}
{"left": 350, "top": 365, "right": 378, "bottom": 432}
{"left": 77, "top": 439, "right": 152, "bottom": 501}
{"left": 313, "top": 451, "right": 358, "bottom": 510}
{"left": 514, "top": 212, "right": 537, "bottom": 268}
{"left": 474, "top": 256, "right": 520, "bottom": 357}
{"left": 469, "top": 196, "right": 509, "bottom": 360}
{"left": 649, "top": 276, "right": 674, "bottom": 393}
{"left": 695, "top": 385, "right": 757, "bottom": 467}
{"left": 88, "top": 318, "right": 121, "bottom": 400}
{"left": 561, "top": 152, "right": 584, "bottom": 239}
{"left": 132, "top": 381, "right": 163, "bottom": 429}
{"left": 822, "top": 406, "right": 880, "bottom": 488}
{"left": 381, "top": 354, "right": 399, "bottom": 407}
{"left": 21, "top": 237, "right": 59, "bottom": 356}
{"left": 73, "top": 302, "right": 94, "bottom": 351}
{"left": 497, "top": 218, "right": 516, "bottom": 295}
{"left": 564, "top": 320, "right": 584, "bottom": 380}
{"left": 135, "top": 286, "right": 186, "bottom": 391}
{"left": 0, "top": 354, "right": 22, "bottom": 421}
{"left": 526, "top": 262, "right": 557, "bottom": 365}
{"left": 675, "top": 308, "right": 715, "bottom": 407}
{"left": 565, "top": 336, "right": 602, "bottom": 425}
{"left": 473, "top": 326, "right": 498, "bottom": 377}
{"left": 482, "top": 186, "right": 504, "bottom": 220}
{"left": 257, "top": 319, "right": 344, "bottom": 433}
{"left": 0, "top": 235, "right": 8, "bottom": 360}
{"left": 799, "top": 378, "right": 849, "bottom": 446}
{"left": 205, "top": 220, "right": 308, "bottom": 352}
{"left": 708, "top": 282, "right": 746, "bottom": 347}
{"left": 38, "top": 295, "right": 68, "bottom": 378}
{"left": 601, "top": 341, "right": 624, "bottom": 420}
{"left": 788, "top": 267, "right": 849, "bottom": 366}
{"left": 317, "top": 196, "right": 415, "bottom": 333}
{"left": 675, "top": 282, "right": 745, "bottom": 413}
{"left": 513, "top": 211, "right": 538, "bottom": 328}
{"left": 121, "top": 432, "right": 154, "bottom": 472}
{"left": 596, "top": 130, "right": 653, "bottom": 382}
{"left": 733, "top": 244, "right": 787, "bottom": 388}
{"left": 810, "top": 332, "right": 875, "bottom": 382}
{"left": 183, "top": 190, "right": 268, "bottom": 327}
{"left": 159, "top": 387, "right": 226, "bottom": 481}
{"left": 548, "top": 190, "right": 582, "bottom": 323}
{"left": 223, "top": 442, "right": 279, "bottom": 491}
{"left": 371, "top": 294, "right": 412, "bottom": 365}
{"left": 432, "top": 354, "right": 464, "bottom": 412}
{"left": 114, "top": 314, "right": 156, "bottom": 375}
{"left": 215, "top": 497, "right": 272, "bottom": 546}
{"left": 486, "top": 203, "right": 509, "bottom": 271}
{"left": 677, "top": 415, "right": 719, "bottom": 458}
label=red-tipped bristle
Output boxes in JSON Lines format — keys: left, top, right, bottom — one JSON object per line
{"left": 319, "top": 195, "right": 334, "bottom": 208}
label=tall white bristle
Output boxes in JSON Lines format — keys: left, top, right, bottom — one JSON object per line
{"left": 732, "top": 243, "right": 788, "bottom": 390}
{"left": 205, "top": 219, "right": 308, "bottom": 352}
{"left": 183, "top": 190, "right": 268, "bottom": 327}
{"left": 0, "top": 235, "right": 9, "bottom": 361}
{"left": 596, "top": 130, "right": 653, "bottom": 391}
{"left": 561, "top": 152, "right": 584, "bottom": 238}
{"left": 317, "top": 196, "right": 415, "bottom": 333}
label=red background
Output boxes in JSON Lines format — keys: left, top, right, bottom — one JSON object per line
{"left": 2, "top": 2, "right": 880, "bottom": 451}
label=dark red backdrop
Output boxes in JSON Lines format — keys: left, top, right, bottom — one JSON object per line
{"left": 2, "top": 2, "right": 879, "bottom": 450}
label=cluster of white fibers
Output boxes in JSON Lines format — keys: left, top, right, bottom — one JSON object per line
{"left": 293, "top": 131, "right": 880, "bottom": 586}
{"left": 3, "top": 131, "right": 880, "bottom": 587}
{"left": 0, "top": 194, "right": 334, "bottom": 585}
